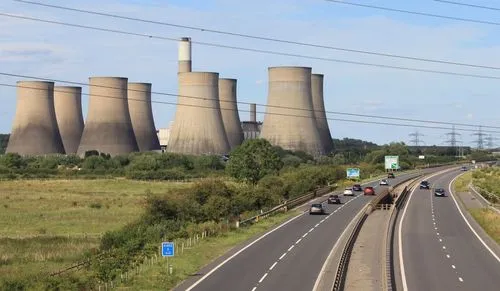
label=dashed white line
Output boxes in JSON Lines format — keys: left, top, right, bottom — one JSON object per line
{"left": 446, "top": 254, "right": 450, "bottom": 258}
{"left": 439, "top": 238, "right": 442, "bottom": 242}
{"left": 302, "top": 233, "right": 308, "bottom": 238}
{"left": 437, "top": 232, "right": 440, "bottom": 236}
{"left": 279, "top": 252, "right": 287, "bottom": 260}
{"left": 258, "top": 273, "right": 268, "bottom": 283}
{"left": 269, "top": 262, "right": 278, "bottom": 270}
{"left": 296, "top": 238, "right": 302, "bottom": 244}
{"left": 288, "top": 245, "right": 295, "bottom": 252}
{"left": 459, "top": 277, "right": 464, "bottom": 282}
{"left": 251, "top": 287, "right": 257, "bottom": 291}
{"left": 442, "top": 246, "right": 446, "bottom": 250}
{"left": 315, "top": 223, "right": 320, "bottom": 227}
{"left": 309, "top": 228, "right": 314, "bottom": 233}
{"left": 452, "top": 265, "right": 456, "bottom": 269}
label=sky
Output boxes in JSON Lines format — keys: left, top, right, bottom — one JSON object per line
{"left": 0, "top": 0, "right": 499, "bottom": 147}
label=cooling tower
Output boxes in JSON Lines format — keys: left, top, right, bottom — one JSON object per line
{"left": 77, "top": 77, "right": 139, "bottom": 156}
{"left": 178, "top": 37, "right": 192, "bottom": 73}
{"left": 54, "top": 86, "right": 84, "bottom": 154}
{"left": 260, "top": 66, "right": 325, "bottom": 156}
{"left": 128, "top": 82, "right": 161, "bottom": 151}
{"left": 168, "top": 72, "right": 230, "bottom": 155}
{"left": 250, "top": 103, "right": 257, "bottom": 122}
{"left": 311, "top": 74, "right": 333, "bottom": 154}
{"left": 219, "top": 78, "right": 244, "bottom": 149}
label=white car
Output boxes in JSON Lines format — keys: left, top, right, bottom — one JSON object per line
{"left": 380, "top": 179, "right": 389, "bottom": 186}
{"left": 343, "top": 187, "right": 354, "bottom": 196}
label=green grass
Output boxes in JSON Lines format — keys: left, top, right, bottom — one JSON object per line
{"left": 0, "top": 179, "right": 191, "bottom": 282}
{"left": 114, "top": 211, "right": 300, "bottom": 291}
{"left": 472, "top": 167, "right": 500, "bottom": 202}
{"left": 454, "top": 172, "right": 472, "bottom": 193}
{"left": 470, "top": 208, "right": 500, "bottom": 244}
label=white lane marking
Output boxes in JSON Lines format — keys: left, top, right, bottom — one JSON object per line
{"left": 443, "top": 246, "right": 446, "bottom": 250}
{"left": 437, "top": 232, "right": 440, "bottom": 236}
{"left": 185, "top": 210, "right": 306, "bottom": 291}
{"left": 398, "top": 170, "right": 450, "bottom": 291}
{"left": 269, "top": 262, "right": 278, "bottom": 270}
{"left": 452, "top": 265, "right": 456, "bottom": 269}
{"left": 258, "top": 273, "right": 268, "bottom": 283}
{"left": 279, "top": 252, "right": 286, "bottom": 260}
{"left": 288, "top": 245, "right": 294, "bottom": 252}
{"left": 315, "top": 223, "right": 320, "bottom": 227}
{"left": 251, "top": 287, "right": 257, "bottom": 291}
{"left": 439, "top": 238, "right": 442, "bottom": 242}
{"left": 459, "top": 277, "right": 464, "bottom": 282}
{"left": 446, "top": 254, "right": 450, "bottom": 258}
{"left": 302, "top": 233, "right": 308, "bottom": 238}
{"left": 434, "top": 227, "right": 438, "bottom": 230}
{"left": 448, "top": 174, "right": 500, "bottom": 262}
{"left": 296, "top": 238, "right": 302, "bottom": 244}
{"left": 309, "top": 228, "right": 314, "bottom": 233}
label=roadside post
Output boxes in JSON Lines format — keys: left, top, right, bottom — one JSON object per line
{"left": 161, "top": 241, "right": 175, "bottom": 275}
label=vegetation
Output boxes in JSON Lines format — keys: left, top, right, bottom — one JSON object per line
{"left": 472, "top": 166, "right": 500, "bottom": 202}
{"left": 470, "top": 209, "right": 500, "bottom": 244}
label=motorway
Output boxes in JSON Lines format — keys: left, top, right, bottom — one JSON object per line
{"left": 398, "top": 169, "right": 500, "bottom": 291}
{"left": 176, "top": 169, "right": 443, "bottom": 291}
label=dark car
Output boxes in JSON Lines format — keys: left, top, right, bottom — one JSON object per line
{"left": 352, "top": 184, "right": 363, "bottom": 191}
{"left": 420, "top": 180, "right": 430, "bottom": 189}
{"left": 327, "top": 194, "right": 341, "bottom": 204}
{"left": 461, "top": 166, "right": 468, "bottom": 171}
{"left": 309, "top": 203, "right": 326, "bottom": 215}
{"left": 364, "top": 186, "right": 375, "bottom": 195}
{"left": 434, "top": 188, "right": 446, "bottom": 197}
{"left": 387, "top": 172, "right": 395, "bottom": 179}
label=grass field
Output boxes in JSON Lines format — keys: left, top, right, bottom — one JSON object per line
{"left": 470, "top": 209, "right": 500, "bottom": 244}
{"left": 0, "top": 179, "right": 191, "bottom": 282}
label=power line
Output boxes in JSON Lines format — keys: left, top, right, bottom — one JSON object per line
{"left": 2, "top": 71, "right": 500, "bottom": 131}
{"left": 409, "top": 130, "right": 425, "bottom": 146}
{"left": 3, "top": 81, "right": 500, "bottom": 135}
{"left": 325, "top": 0, "right": 500, "bottom": 26}
{"left": 12, "top": 0, "right": 500, "bottom": 71}
{"left": 433, "top": 0, "right": 500, "bottom": 12}
{"left": 2, "top": 13, "right": 500, "bottom": 82}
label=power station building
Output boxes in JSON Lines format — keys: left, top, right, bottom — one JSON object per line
{"left": 219, "top": 78, "right": 244, "bottom": 149}
{"left": 54, "top": 86, "right": 84, "bottom": 154}
{"left": 311, "top": 74, "right": 333, "bottom": 154}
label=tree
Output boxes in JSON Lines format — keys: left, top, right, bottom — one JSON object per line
{"left": 226, "top": 139, "right": 283, "bottom": 184}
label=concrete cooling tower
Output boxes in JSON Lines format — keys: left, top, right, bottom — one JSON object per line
{"left": 311, "top": 74, "right": 333, "bottom": 154}
{"left": 178, "top": 37, "right": 192, "bottom": 73}
{"left": 77, "top": 77, "right": 139, "bottom": 156}
{"left": 260, "top": 66, "right": 325, "bottom": 156}
{"left": 128, "top": 82, "right": 161, "bottom": 152}
{"left": 168, "top": 72, "right": 230, "bottom": 155}
{"left": 6, "top": 81, "right": 65, "bottom": 155}
{"left": 218, "top": 78, "right": 243, "bottom": 149}
{"left": 54, "top": 86, "right": 84, "bottom": 154}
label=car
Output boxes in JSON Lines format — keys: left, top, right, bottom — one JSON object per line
{"left": 327, "top": 194, "right": 341, "bottom": 204}
{"left": 419, "top": 180, "right": 430, "bottom": 189}
{"left": 387, "top": 172, "right": 395, "bottom": 179}
{"left": 364, "top": 186, "right": 375, "bottom": 195}
{"left": 434, "top": 188, "right": 446, "bottom": 197}
{"left": 309, "top": 203, "right": 326, "bottom": 214}
{"left": 380, "top": 179, "right": 389, "bottom": 186}
{"left": 343, "top": 187, "right": 354, "bottom": 196}
{"left": 461, "top": 166, "right": 468, "bottom": 171}
{"left": 352, "top": 184, "right": 363, "bottom": 191}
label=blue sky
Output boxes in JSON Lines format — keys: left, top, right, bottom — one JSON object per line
{"left": 1, "top": 0, "right": 499, "bottom": 146}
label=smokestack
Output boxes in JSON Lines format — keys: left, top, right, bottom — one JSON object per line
{"left": 54, "top": 86, "right": 84, "bottom": 154}
{"left": 77, "top": 77, "right": 139, "bottom": 156}
{"left": 219, "top": 78, "right": 244, "bottom": 149}
{"left": 128, "top": 82, "right": 161, "bottom": 152}
{"left": 6, "top": 81, "right": 65, "bottom": 155}
{"left": 250, "top": 103, "right": 257, "bottom": 122}
{"left": 168, "top": 72, "right": 230, "bottom": 155}
{"left": 178, "top": 37, "right": 192, "bottom": 73}
{"left": 311, "top": 74, "right": 333, "bottom": 154}
{"left": 260, "top": 66, "right": 325, "bottom": 156}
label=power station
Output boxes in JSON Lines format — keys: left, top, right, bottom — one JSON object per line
{"left": 6, "top": 81, "right": 65, "bottom": 155}
{"left": 219, "top": 78, "right": 244, "bottom": 149}
{"left": 54, "top": 86, "right": 84, "bottom": 154}
{"left": 260, "top": 66, "right": 325, "bottom": 156}
{"left": 167, "top": 72, "right": 230, "bottom": 155}
{"left": 178, "top": 37, "right": 192, "bottom": 73}
{"left": 77, "top": 77, "right": 139, "bottom": 156}
{"left": 311, "top": 74, "right": 333, "bottom": 154}
{"left": 128, "top": 82, "right": 161, "bottom": 152}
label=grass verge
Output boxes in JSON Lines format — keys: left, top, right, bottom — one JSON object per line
{"left": 115, "top": 210, "right": 300, "bottom": 291}
{"left": 469, "top": 209, "right": 500, "bottom": 244}
{"left": 454, "top": 172, "right": 472, "bottom": 193}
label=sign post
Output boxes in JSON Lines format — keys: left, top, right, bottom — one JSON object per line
{"left": 384, "top": 155, "right": 400, "bottom": 171}
{"left": 161, "top": 242, "right": 175, "bottom": 275}
{"left": 346, "top": 168, "right": 360, "bottom": 179}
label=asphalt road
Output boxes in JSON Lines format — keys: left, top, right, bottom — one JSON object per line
{"left": 176, "top": 169, "right": 443, "bottom": 291}
{"left": 399, "top": 169, "right": 500, "bottom": 291}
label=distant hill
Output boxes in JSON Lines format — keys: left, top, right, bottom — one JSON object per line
{"left": 0, "top": 134, "right": 9, "bottom": 154}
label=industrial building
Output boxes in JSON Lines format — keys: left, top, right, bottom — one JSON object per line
{"left": 241, "top": 103, "right": 262, "bottom": 140}
{"left": 219, "top": 78, "right": 244, "bottom": 149}
{"left": 311, "top": 74, "right": 333, "bottom": 154}
{"left": 54, "top": 86, "right": 84, "bottom": 154}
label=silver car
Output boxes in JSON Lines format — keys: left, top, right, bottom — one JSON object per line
{"left": 309, "top": 203, "right": 325, "bottom": 215}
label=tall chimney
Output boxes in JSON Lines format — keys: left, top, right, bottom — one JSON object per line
{"left": 178, "top": 37, "right": 192, "bottom": 73}
{"left": 250, "top": 103, "right": 256, "bottom": 122}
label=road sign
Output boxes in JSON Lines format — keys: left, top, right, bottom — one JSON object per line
{"left": 346, "top": 168, "right": 360, "bottom": 179}
{"left": 418, "top": 155, "right": 425, "bottom": 160}
{"left": 161, "top": 242, "right": 175, "bottom": 257}
{"left": 385, "top": 155, "right": 400, "bottom": 170}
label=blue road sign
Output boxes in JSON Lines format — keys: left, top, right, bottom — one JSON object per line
{"left": 346, "top": 168, "right": 360, "bottom": 179}
{"left": 161, "top": 242, "right": 175, "bottom": 257}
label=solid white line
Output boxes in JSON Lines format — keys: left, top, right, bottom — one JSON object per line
{"left": 398, "top": 170, "right": 448, "bottom": 291}
{"left": 258, "top": 273, "right": 268, "bottom": 283}
{"left": 279, "top": 252, "right": 287, "bottom": 260}
{"left": 459, "top": 277, "right": 464, "bottom": 282}
{"left": 296, "top": 238, "right": 302, "bottom": 244}
{"left": 288, "top": 245, "right": 294, "bottom": 252}
{"left": 269, "top": 262, "right": 278, "bottom": 270}
{"left": 184, "top": 211, "right": 305, "bottom": 291}
{"left": 448, "top": 174, "right": 500, "bottom": 263}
